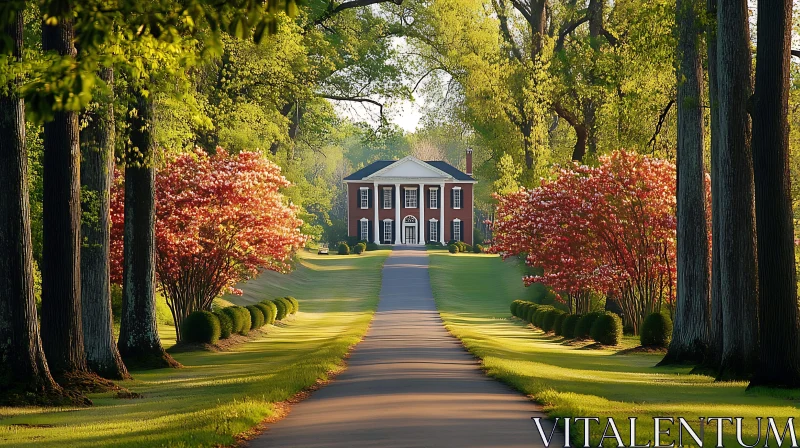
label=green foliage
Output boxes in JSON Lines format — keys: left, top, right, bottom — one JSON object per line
{"left": 533, "top": 305, "right": 554, "bottom": 328}
{"left": 561, "top": 314, "right": 581, "bottom": 339}
{"left": 338, "top": 242, "right": 350, "bottom": 255}
{"left": 255, "top": 303, "right": 273, "bottom": 327}
{"left": 278, "top": 297, "right": 294, "bottom": 314}
{"left": 272, "top": 298, "right": 288, "bottom": 320}
{"left": 525, "top": 303, "right": 540, "bottom": 323}
{"left": 510, "top": 299, "right": 524, "bottom": 317}
{"left": 246, "top": 305, "right": 265, "bottom": 329}
{"left": 181, "top": 311, "right": 221, "bottom": 345}
{"left": 542, "top": 309, "right": 564, "bottom": 333}
{"left": 590, "top": 312, "right": 624, "bottom": 346}
{"left": 353, "top": 242, "right": 366, "bottom": 254}
{"left": 640, "top": 312, "right": 673, "bottom": 347}
{"left": 553, "top": 313, "right": 568, "bottom": 337}
{"left": 261, "top": 300, "right": 278, "bottom": 324}
{"left": 221, "top": 306, "right": 245, "bottom": 334}
{"left": 448, "top": 244, "right": 458, "bottom": 254}
{"left": 284, "top": 296, "right": 299, "bottom": 314}
{"left": 473, "top": 244, "right": 483, "bottom": 253}
{"left": 237, "top": 306, "right": 252, "bottom": 334}
{"left": 575, "top": 312, "right": 602, "bottom": 339}
{"left": 365, "top": 242, "right": 379, "bottom": 251}
{"left": 213, "top": 310, "right": 233, "bottom": 339}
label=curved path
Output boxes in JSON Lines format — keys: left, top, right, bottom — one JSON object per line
{"left": 252, "top": 246, "right": 555, "bottom": 448}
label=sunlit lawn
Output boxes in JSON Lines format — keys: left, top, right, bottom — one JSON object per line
{"left": 0, "top": 250, "right": 389, "bottom": 447}
{"left": 428, "top": 251, "right": 800, "bottom": 447}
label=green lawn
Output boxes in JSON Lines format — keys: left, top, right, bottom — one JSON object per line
{"left": 428, "top": 251, "right": 800, "bottom": 447}
{"left": 0, "top": 250, "right": 389, "bottom": 448}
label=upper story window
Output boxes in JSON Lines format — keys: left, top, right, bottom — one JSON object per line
{"left": 383, "top": 188, "right": 392, "bottom": 209}
{"left": 453, "top": 187, "right": 462, "bottom": 209}
{"left": 405, "top": 188, "right": 418, "bottom": 208}
{"left": 429, "top": 188, "right": 438, "bottom": 209}
{"left": 360, "top": 188, "right": 369, "bottom": 209}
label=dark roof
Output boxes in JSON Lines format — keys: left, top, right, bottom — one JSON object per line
{"left": 344, "top": 159, "right": 475, "bottom": 181}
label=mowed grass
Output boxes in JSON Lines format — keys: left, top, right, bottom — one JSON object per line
{"left": 0, "top": 250, "right": 389, "bottom": 448}
{"left": 428, "top": 251, "right": 800, "bottom": 447}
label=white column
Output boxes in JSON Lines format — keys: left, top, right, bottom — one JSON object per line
{"left": 418, "top": 183, "right": 425, "bottom": 245}
{"left": 394, "top": 183, "right": 401, "bottom": 245}
{"left": 373, "top": 183, "right": 380, "bottom": 244}
{"left": 439, "top": 183, "right": 445, "bottom": 244}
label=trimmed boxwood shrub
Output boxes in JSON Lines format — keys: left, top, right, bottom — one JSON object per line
{"left": 473, "top": 244, "right": 483, "bottom": 253}
{"left": 542, "top": 310, "right": 564, "bottom": 333}
{"left": 221, "top": 306, "right": 245, "bottom": 334}
{"left": 213, "top": 310, "right": 233, "bottom": 339}
{"left": 353, "top": 242, "right": 366, "bottom": 254}
{"left": 553, "top": 312, "right": 568, "bottom": 336}
{"left": 338, "top": 242, "right": 350, "bottom": 255}
{"left": 575, "top": 312, "right": 601, "bottom": 339}
{"left": 181, "top": 310, "right": 221, "bottom": 344}
{"left": 562, "top": 314, "right": 582, "bottom": 339}
{"left": 510, "top": 300, "right": 524, "bottom": 317}
{"left": 246, "top": 305, "right": 265, "bottom": 329}
{"left": 366, "top": 242, "right": 379, "bottom": 251}
{"left": 533, "top": 306, "right": 554, "bottom": 328}
{"left": 448, "top": 244, "right": 458, "bottom": 254}
{"left": 590, "top": 311, "right": 623, "bottom": 346}
{"left": 526, "top": 304, "right": 540, "bottom": 323}
{"left": 237, "top": 306, "right": 252, "bottom": 334}
{"left": 640, "top": 312, "right": 673, "bottom": 347}
{"left": 255, "top": 303, "right": 273, "bottom": 327}
{"left": 278, "top": 297, "right": 294, "bottom": 315}
{"left": 261, "top": 300, "right": 278, "bottom": 324}
{"left": 284, "top": 296, "right": 299, "bottom": 314}
{"left": 273, "top": 298, "right": 288, "bottom": 320}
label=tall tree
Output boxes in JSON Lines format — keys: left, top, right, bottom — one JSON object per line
{"left": 0, "top": 2, "right": 63, "bottom": 403}
{"left": 117, "top": 90, "right": 179, "bottom": 369}
{"left": 80, "top": 68, "right": 129, "bottom": 380}
{"left": 749, "top": 0, "right": 800, "bottom": 388}
{"left": 40, "top": 1, "right": 89, "bottom": 377}
{"left": 661, "top": 0, "right": 710, "bottom": 365}
{"left": 705, "top": 0, "right": 724, "bottom": 371}
{"left": 715, "top": 0, "right": 758, "bottom": 381}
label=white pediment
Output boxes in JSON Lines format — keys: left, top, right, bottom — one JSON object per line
{"left": 365, "top": 156, "right": 451, "bottom": 180}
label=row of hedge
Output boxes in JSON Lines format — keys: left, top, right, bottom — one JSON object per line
{"left": 448, "top": 241, "right": 483, "bottom": 254}
{"left": 510, "top": 300, "right": 673, "bottom": 347}
{"left": 338, "top": 241, "right": 379, "bottom": 255}
{"left": 181, "top": 296, "right": 300, "bottom": 345}
{"left": 510, "top": 300, "right": 623, "bottom": 345}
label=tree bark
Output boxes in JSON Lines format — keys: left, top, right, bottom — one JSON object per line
{"left": 715, "top": 0, "right": 759, "bottom": 381}
{"left": 118, "top": 91, "right": 179, "bottom": 369}
{"left": 705, "top": 0, "right": 724, "bottom": 371}
{"left": 749, "top": 0, "right": 800, "bottom": 388}
{"left": 661, "top": 0, "right": 711, "bottom": 365}
{"left": 40, "top": 6, "right": 89, "bottom": 377}
{"left": 80, "top": 68, "right": 130, "bottom": 380}
{"left": 0, "top": 4, "right": 63, "bottom": 403}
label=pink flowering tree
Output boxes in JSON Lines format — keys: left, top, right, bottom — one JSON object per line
{"left": 492, "top": 150, "right": 679, "bottom": 333}
{"left": 111, "top": 148, "right": 306, "bottom": 340}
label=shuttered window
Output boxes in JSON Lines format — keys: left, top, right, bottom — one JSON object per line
{"left": 453, "top": 220, "right": 462, "bottom": 242}
{"left": 429, "top": 188, "right": 438, "bottom": 209}
{"left": 453, "top": 188, "right": 462, "bottom": 209}
{"left": 360, "top": 188, "right": 369, "bottom": 209}
{"left": 383, "top": 188, "right": 392, "bottom": 209}
{"left": 429, "top": 220, "right": 438, "bottom": 242}
{"left": 360, "top": 219, "right": 369, "bottom": 241}
{"left": 383, "top": 220, "right": 393, "bottom": 243}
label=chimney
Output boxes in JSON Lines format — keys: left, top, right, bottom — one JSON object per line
{"left": 465, "top": 147, "right": 473, "bottom": 176}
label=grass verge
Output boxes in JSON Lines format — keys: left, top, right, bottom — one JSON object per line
{"left": 0, "top": 250, "right": 389, "bottom": 448}
{"left": 428, "top": 251, "right": 800, "bottom": 447}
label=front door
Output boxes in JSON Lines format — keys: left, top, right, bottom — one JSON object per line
{"left": 404, "top": 226, "right": 416, "bottom": 245}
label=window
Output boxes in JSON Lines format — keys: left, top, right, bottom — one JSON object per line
{"left": 429, "top": 188, "right": 438, "bottom": 209}
{"left": 383, "top": 220, "right": 392, "bottom": 243}
{"left": 360, "top": 219, "right": 369, "bottom": 241}
{"left": 453, "top": 188, "right": 462, "bottom": 209}
{"left": 360, "top": 188, "right": 369, "bottom": 209}
{"left": 383, "top": 188, "right": 392, "bottom": 209}
{"left": 429, "top": 220, "right": 438, "bottom": 242}
{"left": 404, "top": 188, "right": 418, "bottom": 208}
{"left": 453, "top": 220, "right": 462, "bottom": 242}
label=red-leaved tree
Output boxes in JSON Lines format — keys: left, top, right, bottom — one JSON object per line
{"left": 111, "top": 148, "right": 306, "bottom": 340}
{"left": 492, "top": 150, "right": 680, "bottom": 333}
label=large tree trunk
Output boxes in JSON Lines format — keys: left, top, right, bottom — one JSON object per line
{"left": 715, "top": 0, "right": 759, "bottom": 381}
{"left": 0, "top": 5, "right": 64, "bottom": 403}
{"left": 118, "top": 91, "right": 179, "bottom": 369}
{"left": 661, "top": 0, "right": 710, "bottom": 365}
{"left": 749, "top": 0, "right": 800, "bottom": 388}
{"left": 40, "top": 6, "right": 89, "bottom": 377}
{"left": 80, "top": 68, "right": 130, "bottom": 380}
{"left": 705, "top": 0, "right": 724, "bottom": 371}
